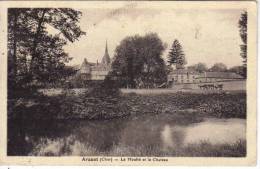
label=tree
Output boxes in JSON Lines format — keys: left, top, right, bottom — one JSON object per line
{"left": 8, "top": 9, "right": 36, "bottom": 87}
{"left": 8, "top": 8, "right": 86, "bottom": 88}
{"left": 228, "top": 65, "right": 244, "bottom": 75}
{"left": 167, "top": 39, "right": 187, "bottom": 69}
{"left": 33, "top": 34, "right": 71, "bottom": 83}
{"left": 209, "top": 63, "right": 227, "bottom": 72}
{"left": 187, "top": 62, "right": 208, "bottom": 73}
{"left": 238, "top": 11, "right": 247, "bottom": 78}
{"left": 111, "top": 33, "right": 167, "bottom": 88}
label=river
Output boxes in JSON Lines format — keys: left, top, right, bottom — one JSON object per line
{"left": 8, "top": 115, "right": 246, "bottom": 156}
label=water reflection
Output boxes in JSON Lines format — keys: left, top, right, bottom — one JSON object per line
{"left": 8, "top": 116, "right": 246, "bottom": 156}
{"left": 161, "top": 118, "right": 246, "bottom": 150}
{"left": 161, "top": 125, "right": 186, "bottom": 150}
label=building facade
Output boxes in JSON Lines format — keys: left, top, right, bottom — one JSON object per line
{"left": 196, "top": 71, "right": 244, "bottom": 83}
{"left": 78, "top": 41, "right": 111, "bottom": 81}
{"left": 167, "top": 69, "right": 244, "bottom": 85}
{"left": 167, "top": 69, "right": 201, "bottom": 85}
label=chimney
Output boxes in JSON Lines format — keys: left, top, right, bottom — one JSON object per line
{"left": 84, "top": 58, "right": 88, "bottom": 63}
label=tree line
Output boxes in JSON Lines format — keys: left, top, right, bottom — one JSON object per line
{"left": 8, "top": 8, "right": 85, "bottom": 89}
{"left": 187, "top": 62, "right": 246, "bottom": 74}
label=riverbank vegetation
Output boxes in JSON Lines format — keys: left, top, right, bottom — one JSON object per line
{"left": 111, "top": 140, "right": 246, "bottom": 157}
{"left": 28, "top": 135, "right": 246, "bottom": 157}
{"left": 8, "top": 86, "right": 246, "bottom": 120}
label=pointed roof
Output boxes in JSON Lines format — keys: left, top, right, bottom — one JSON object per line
{"left": 101, "top": 40, "right": 111, "bottom": 65}
{"left": 80, "top": 58, "right": 91, "bottom": 74}
{"left": 83, "top": 58, "right": 88, "bottom": 65}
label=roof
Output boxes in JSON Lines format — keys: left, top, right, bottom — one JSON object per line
{"left": 79, "top": 58, "right": 92, "bottom": 74}
{"left": 168, "top": 69, "right": 244, "bottom": 79}
{"left": 78, "top": 57, "right": 111, "bottom": 74}
{"left": 91, "top": 64, "right": 110, "bottom": 71}
{"left": 169, "top": 69, "right": 200, "bottom": 75}
{"left": 71, "top": 64, "right": 81, "bottom": 71}
{"left": 201, "top": 72, "right": 244, "bottom": 79}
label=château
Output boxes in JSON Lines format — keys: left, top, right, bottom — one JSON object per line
{"left": 77, "top": 41, "right": 111, "bottom": 81}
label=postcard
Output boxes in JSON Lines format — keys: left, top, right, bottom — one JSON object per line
{"left": 0, "top": 0, "right": 257, "bottom": 166}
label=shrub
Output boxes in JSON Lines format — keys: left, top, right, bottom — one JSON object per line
{"left": 58, "top": 78, "right": 130, "bottom": 120}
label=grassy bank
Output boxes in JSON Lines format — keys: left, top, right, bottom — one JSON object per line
{"left": 8, "top": 88, "right": 246, "bottom": 120}
{"left": 110, "top": 140, "right": 246, "bottom": 157}
{"left": 121, "top": 91, "right": 246, "bottom": 119}
{"left": 28, "top": 135, "right": 246, "bottom": 157}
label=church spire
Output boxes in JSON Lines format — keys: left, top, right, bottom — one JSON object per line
{"left": 102, "top": 40, "right": 111, "bottom": 65}
{"left": 105, "top": 39, "right": 108, "bottom": 54}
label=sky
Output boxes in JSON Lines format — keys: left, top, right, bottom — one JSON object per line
{"left": 64, "top": 2, "right": 244, "bottom": 68}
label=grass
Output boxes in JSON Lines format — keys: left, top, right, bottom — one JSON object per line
{"left": 28, "top": 135, "right": 246, "bottom": 157}
{"left": 110, "top": 140, "right": 246, "bottom": 157}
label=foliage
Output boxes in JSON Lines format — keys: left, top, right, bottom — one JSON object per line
{"left": 167, "top": 39, "right": 187, "bottom": 69}
{"left": 122, "top": 92, "right": 246, "bottom": 119}
{"left": 196, "top": 93, "right": 246, "bottom": 118}
{"left": 187, "top": 62, "right": 208, "bottom": 73}
{"left": 209, "top": 63, "right": 227, "bottom": 72}
{"left": 8, "top": 90, "right": 246, "bottom": 120}
{"left": 111, "top": 33, "right": 167, "bottom": 88}
{"left": 8, "top": 8, "right": 85, "bottom": 89}
{"left": 238, "top": 11, "right": 247, "bottom": 78}
{"left": 228, "top": 65, "right": 245, "bottom": 76}
{"left": 8, "top": 78, "right": 130, "bottom": 120}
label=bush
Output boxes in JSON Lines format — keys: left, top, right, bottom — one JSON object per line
{"left": 57, "top": 78, "right": 130, "bottom": 120}
{"left": 196, "top": 93, "right": 246, "bottom": 118}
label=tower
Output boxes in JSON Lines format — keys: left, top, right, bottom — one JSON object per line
{"left": 101, "top": 40, "right": 111, "bottom": 65}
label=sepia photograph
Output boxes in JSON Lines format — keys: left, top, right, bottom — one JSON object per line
{"left": 0, "top": 0, "right": 257, "bottom": 166}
